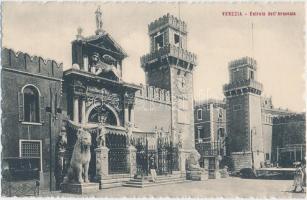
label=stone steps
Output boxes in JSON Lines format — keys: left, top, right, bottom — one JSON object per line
{"left": 123, "top": 174, "right": 187, "bottom": 188}
{"left": 99, "top": 174, "right": 132, "bottom": 189}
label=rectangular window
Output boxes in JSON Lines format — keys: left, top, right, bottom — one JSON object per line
{"left": 233, "top": 104, "right": 242, "bottom": 111}
{"left": 20, "top": 140, "right": 41, "bottom": 158}
{"left": 266, "top": 153, "right": 270, "bottom": 160}
{"left": 174, "top": 33, "right": 180, "bottom": 47}
{"left": 197, "top": 109, "right": 202, "bottom": 120}
{"left": 154, "top": 34, "right": 164, "bottom": 50}
{"left": 19, "top": 140, "right": 42, "bottom": 172}
{"left": 250, "top": 71, "right": 254, "bottom": 80}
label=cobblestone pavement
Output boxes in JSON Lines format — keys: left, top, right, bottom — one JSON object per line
{"left": 41, "top": 177, "right": 306, "bottom": 198}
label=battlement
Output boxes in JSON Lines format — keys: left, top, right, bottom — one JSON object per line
{"left": 135, "top": 84, "right": 171, "bottom": 104}
{"left": 194, "top": 98, "right": 226, "bottom": 108}
{"left": 223, "top": 79, "right": 263, "bottom": 92}
{"left": 229, "top": 57, "right": 257, "bottom": 70}
{"left": 1, "top": 48, "right": 63, "bottom": 79}
{"left": 273, "top": 113, "right": 305, "bottom": 124}
{"left": 148, "top": 13, "right": 187, "bottom": 35}
{"left": 141, "top": 44, "right": 197, "bottom": 68}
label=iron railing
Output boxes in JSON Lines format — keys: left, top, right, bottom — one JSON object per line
{"left": 1, "top": 180, "right": 40, "bottom": 197}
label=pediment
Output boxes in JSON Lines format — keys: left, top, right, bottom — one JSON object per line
{"left": 87, "top": 34, "right": 127, "bottom": 59}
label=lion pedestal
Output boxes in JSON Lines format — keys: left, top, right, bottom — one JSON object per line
{"left": 186, "top": 150, "right": 208, "bottom": 181}
{"left": 61, "top": 182, "right": 99, "bottom": 194}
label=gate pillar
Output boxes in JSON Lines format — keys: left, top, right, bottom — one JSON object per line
{"left": 95, "top": 146, "right": 109, "bottom": 180}
{"left": 179, "top": 149, "right": 190, "bottom": 173}
{"left": 127, "top": 146, "right": 137, "bottom": 177}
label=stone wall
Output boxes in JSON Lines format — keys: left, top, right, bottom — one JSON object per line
{"left": 226, "top": 95, "right": 250, "bottom": 152}
{"left": 231, "top": 152, "right": 252, "bottom": 172}
{"left": 134, "top": 85, "right": 171, "bottom": 132}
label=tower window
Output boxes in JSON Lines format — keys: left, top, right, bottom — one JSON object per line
{"left": 154, "top": 34, "right": 164, "bottom": 50}
{"left": 174, "top": 33, "right": 180, "bottom": 46}
{"left": 233, "top": 104, "right": 242, "bottom": 111}
{"left": 266, "top": 153, "right": 270, "bottom": 160}
{"left": 250, "top": 71, "right": 254, "bottom": 80}
{"left": 197, "top": 109, "right": 202, "bottom": 120}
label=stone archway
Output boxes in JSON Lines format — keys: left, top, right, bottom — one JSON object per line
{"left": 86, "top": 102, "right": 120, "bottom": 126}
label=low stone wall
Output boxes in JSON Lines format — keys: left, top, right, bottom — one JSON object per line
{"left": 231, "top": 152, "right": 252, "bottom": 172}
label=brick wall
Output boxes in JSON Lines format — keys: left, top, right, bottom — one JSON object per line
{"left": 1, "top": 48, "right": 63, "bottom": 188}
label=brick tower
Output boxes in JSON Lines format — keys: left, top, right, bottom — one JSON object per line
{"left": 141, "top": 14, "right": 197, "bottom": 152}
{"left": 223, "top": 57, "right": 265, "bottom": 171}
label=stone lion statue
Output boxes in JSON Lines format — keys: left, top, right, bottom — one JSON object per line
{"left": 187, "top": 149, "right": 202, "bottom": 171}
{"left": 65, "top": 128, "right": 92, "bottom": 183}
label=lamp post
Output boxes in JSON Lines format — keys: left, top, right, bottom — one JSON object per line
{"left": 48, "top": 84, "right": 60, "bottom": 191}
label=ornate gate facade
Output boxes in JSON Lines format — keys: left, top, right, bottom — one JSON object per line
{"left": 106, "top": 134, "right": 129, "bottom": 174}
{"left": 135, "top": 133, "right": 180, "bottom": 176}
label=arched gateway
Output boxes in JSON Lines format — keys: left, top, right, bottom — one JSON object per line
{"left": 62, "top": 22, "right": 140, "bottom": 183}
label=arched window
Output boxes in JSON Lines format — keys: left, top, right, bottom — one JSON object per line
{"left": 18, "top": 85, "right": 44, "bottom": 123}
{"left": 24, "top": 86, "right": 39, "bottom": 122}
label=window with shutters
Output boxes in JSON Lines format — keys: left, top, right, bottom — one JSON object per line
{"left": 19, "top": 85, "right": 45, "bottom": 124}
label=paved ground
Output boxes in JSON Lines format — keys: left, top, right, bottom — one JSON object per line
{"left": 41, "top": 177, "right": 306, "bottom": 198}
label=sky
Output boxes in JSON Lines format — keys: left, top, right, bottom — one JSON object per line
{"left": 2, "top": 2, "right": 305, "bottom": 112}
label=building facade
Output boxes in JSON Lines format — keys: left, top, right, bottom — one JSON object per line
{"left": 223, "top": 57, "right": 305, "bottom": 172}
{"left": 1, "top": 11, "right": 198, "bottom": 189}
{"left": 193, "top": 99, "right": 227, "bottom": 178}
{"left": 1, "top": 48, "right": 63, "bottom": 188}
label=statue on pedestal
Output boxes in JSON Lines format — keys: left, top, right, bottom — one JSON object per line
{"left": 95, "top": 6, "right": 103, "bottom": 34}
{"left": 96, "top": 126, "right": 106, "bottom": 147}
{"left": 55, "top": 126, "right": 68, "bottom": 190}
{"left": 187, "top": 149, "right": 203, "bottom": 171}
{"left": 125, "top": 122, "right": 134, "bottom": 146}
{"left": 64, "top": 128, "right": 92, "bottom": 183}
{"left": 186, "top": 149, "right": 208, "bottom": 181}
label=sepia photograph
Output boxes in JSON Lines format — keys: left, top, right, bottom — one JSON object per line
{"left": 1, "top": 1, "right": 306, "bottom": 198}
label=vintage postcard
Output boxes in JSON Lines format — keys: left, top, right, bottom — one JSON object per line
{"left": 1, "top": 1, "right": 306, "bottom": 198}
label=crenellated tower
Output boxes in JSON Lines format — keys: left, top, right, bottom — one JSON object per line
{"left": 223, "top": 57, "right": 265, "bottom": 170}
{"left": 141, "top": 14, "right": 197, "bottom": 152}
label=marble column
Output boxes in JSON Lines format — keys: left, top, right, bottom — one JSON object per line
{"left": 130, "top": 107, "right": 135, "bottom": 124}
{"left": 81, "top": 99, "right": 86, "bottom": 124}
{"left": 73, "top": 97, "right": 79, "bottom": 123}
{"left": 124, "top": 107, "right": 129, "bottom": 123}
{"left": 83, "top": 56, "right": 88, "bottom": 72}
